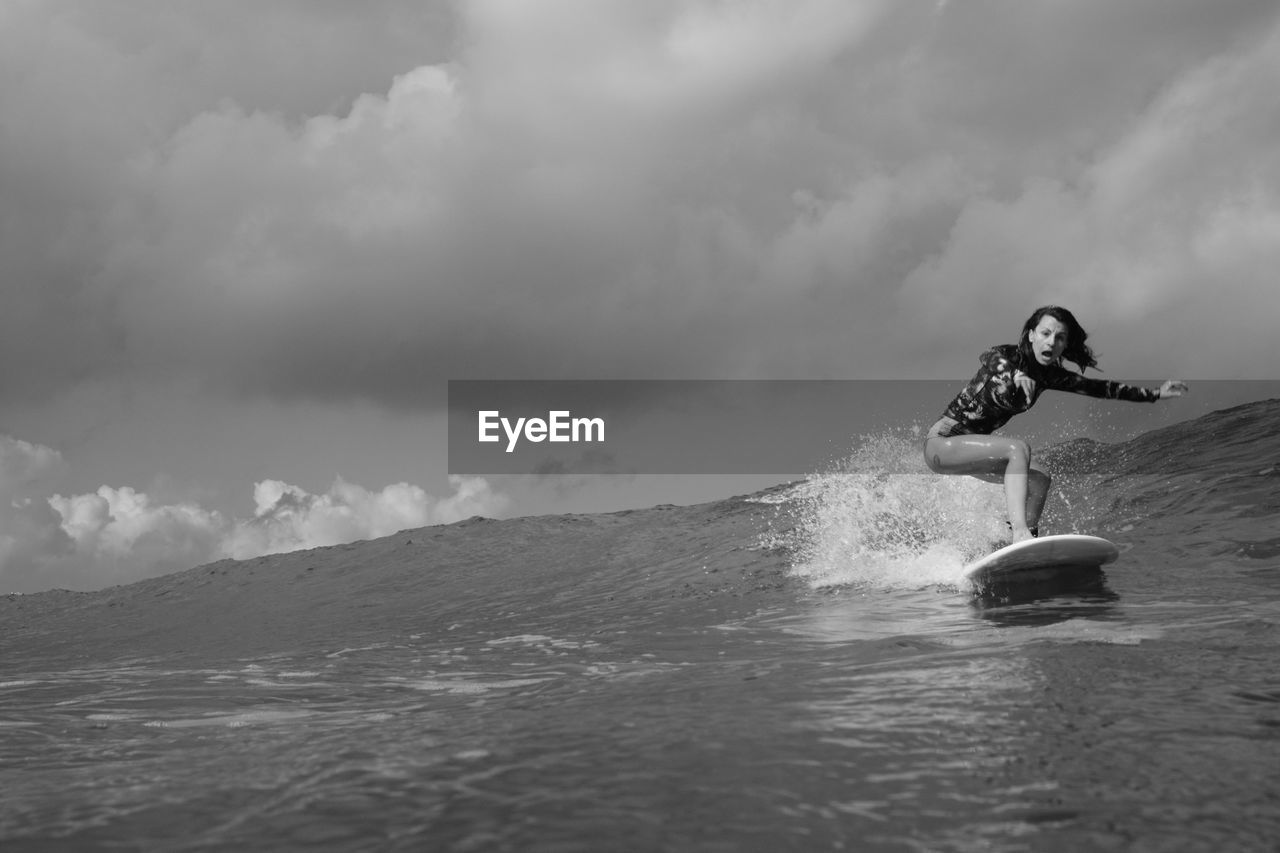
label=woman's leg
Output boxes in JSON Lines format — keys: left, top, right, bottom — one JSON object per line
{"left": 1025, "top": 466, "right": 1051, "bottom": 532}
{"left": 924, "top": 434, "right": 1050, "bottom": 542}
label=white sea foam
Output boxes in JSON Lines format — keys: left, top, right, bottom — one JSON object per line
{"left": 789, "top": 432, "right": 1006, "bottom": 590}
{"left": 142, "top": 710, "right": 314, "bottom": 729}
{"left": 404, "top": 676, "right": 549, "bottom": 694}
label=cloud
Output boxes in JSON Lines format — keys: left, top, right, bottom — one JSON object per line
{"left": 0, "top": 433, "right": 510, "bottom": 593}
{"left": 2, "top": 0, "right": 900, "bottom": 400}
{"left": 0, "top": 435, "right": 67, "bottom": 492}
{"left": 47, "top": 487, "right": 227, "bottom": 586}
{"left": 223, "top": 475, "right": 509, "bottom": 559}
{"left": 897, "top": 17, "right": 1280, "bottom": 378}
{"left": 2, "top": 0, "right": 1279, "bottom": 416}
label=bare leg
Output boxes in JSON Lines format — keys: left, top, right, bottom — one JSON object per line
{"left": 924, "top": 434, "right": 1047, "bottom": 542}
{"left": 1026, "top": 467, "right": 1051, "bottom": 531}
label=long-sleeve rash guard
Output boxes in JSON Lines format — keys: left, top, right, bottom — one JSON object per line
{"left": 935, "top": 344, "right": 1159, "bottom": 437}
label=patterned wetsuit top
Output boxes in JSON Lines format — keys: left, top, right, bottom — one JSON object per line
{"left": 937, "top": 344, "right": 1159, "bottom": 436}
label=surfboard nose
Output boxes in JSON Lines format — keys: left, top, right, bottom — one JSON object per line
{"left": 963, "top": 534, "right": 1119, "bottom": 586}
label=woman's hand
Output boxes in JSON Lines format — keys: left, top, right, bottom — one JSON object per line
{"left": 1158, "top": 380, "right": 1189, "bottom": 398}
{"left": 1013, "top": 370, "right": 1036, "bottom": 401}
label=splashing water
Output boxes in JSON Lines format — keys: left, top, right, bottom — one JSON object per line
{"left": 790, "top": 431, "right": 1007, "bottom": 590}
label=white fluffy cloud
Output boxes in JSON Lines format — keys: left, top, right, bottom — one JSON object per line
{"left": 223, "top": 475, "right": 508, "bottom": 559}
{"left": 50, "top": 484, "right": 230, "bottom": 581}
{"left": 1, "top": 434, "right": 509, "bottom": 593}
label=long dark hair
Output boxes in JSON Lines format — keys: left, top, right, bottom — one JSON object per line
{"left": 1017, "top": 305, "right": 1099, "bottom": 372}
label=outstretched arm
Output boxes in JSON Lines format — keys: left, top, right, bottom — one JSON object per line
{"left": 1047, "top": 371, "right": 1188, "bottom": 402}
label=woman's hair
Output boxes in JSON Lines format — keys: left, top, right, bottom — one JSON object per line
{"left": 1018, "top": 305, "right": 1099, "bottom": 372}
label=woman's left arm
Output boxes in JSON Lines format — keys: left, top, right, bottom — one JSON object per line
{"left": 1048, "top": 370, "right": 1187, "bottom": 402}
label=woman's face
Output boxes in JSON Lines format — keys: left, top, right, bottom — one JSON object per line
{"left": 1027, "top": 315, "right": 1068, "bottom": 366}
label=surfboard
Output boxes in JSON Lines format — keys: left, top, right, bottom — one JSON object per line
{"left": 962, "top": 534, "right": 1119, "bottom": 586}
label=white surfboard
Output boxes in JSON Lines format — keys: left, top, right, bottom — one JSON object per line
{"left": 963, "top": 534, "right": 1118, "bottom": 586}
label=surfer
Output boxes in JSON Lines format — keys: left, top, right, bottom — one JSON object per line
{"left": 923, "top": 305, "right": 1188, "bottom": 543}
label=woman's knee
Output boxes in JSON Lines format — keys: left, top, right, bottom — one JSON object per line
{"left": 922, "top": 438, "right": 945, "bottom": 473}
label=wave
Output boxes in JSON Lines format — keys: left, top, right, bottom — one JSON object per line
{"left": 789, "top": 397, "right": 1280, "bottom": 588}
{"left": 4, "top": 398, "right": 1277, "bottom": 666}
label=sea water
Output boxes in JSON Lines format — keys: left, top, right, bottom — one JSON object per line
{"left": 2, "top": 400, "right": 1279, "bottom": 851}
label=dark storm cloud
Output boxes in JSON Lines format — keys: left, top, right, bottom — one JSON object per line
{"left": 3, "top": 0, "right": 1278, "bottom": 415}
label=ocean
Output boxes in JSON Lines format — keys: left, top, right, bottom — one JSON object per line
{"left": 2, "top": 398, "right": 1279, "bottom": 852}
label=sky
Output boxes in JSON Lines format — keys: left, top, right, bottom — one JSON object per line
{"left": 2, "top": 0, "right": 1279, "bottom": 592}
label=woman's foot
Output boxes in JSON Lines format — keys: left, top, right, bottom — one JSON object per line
{"left": 1005, "top": 522, "right": 1040, "bottom": 542}
{"left": 1010, "top": 526, "right": 1035, "bottom": 543}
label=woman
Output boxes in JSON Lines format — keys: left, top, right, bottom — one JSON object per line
{"left": 923, "top": 306, "right": 1188, "bottom": 543}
